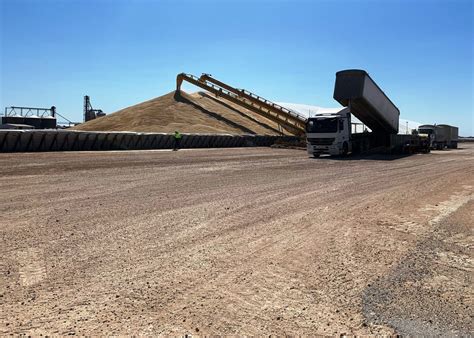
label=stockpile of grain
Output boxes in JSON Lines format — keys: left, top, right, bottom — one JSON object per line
{"left": 73, "top": 91, "right": 289, "bottom": 135}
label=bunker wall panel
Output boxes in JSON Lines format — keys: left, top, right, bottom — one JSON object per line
{"left": 0, "top": 131, "right": 298, "bottom": 152}
{"left": 131, "top": 134, "right": 141, "bottom": 149}
{"left": 57, "top": 133, "right": 68, "bottom": 151}
{"left": 153, "top": 135, "right": 164, "bottom": 149}
{"left": 70, "top": 133, "right": 79, "bottom": 151}
{"left": 96, "top": 133, "right": 108, "bottom": 150}
{"left": 24, "top": 132, "right": 35, "bottom": 152}
{"left": 36, "top": 132, "right": 48, "bottom": 151}
{"left": 48, "top": 132, "right": 58, "bottom": 151}
{"left": 12, "top": 133, "right": 21, "bottom": 152}
{"left": 2, "top": 132, "right": 14, "bottom": 152}
{"left": 0, "top": 132, "right": 8, "bottom": 151}
{"left": 108, "top": 133, "right": 119, "bottom": 150}
{"left": 90, "top": 133, "right": 99, "bottom": 150}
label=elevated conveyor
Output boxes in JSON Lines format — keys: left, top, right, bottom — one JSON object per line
{"left": 176, "top": 73, "right": 307, "bottom": 136}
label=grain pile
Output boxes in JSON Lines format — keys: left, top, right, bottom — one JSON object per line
{"left": 73, "top": 91, "right": 289, "bottom": 135}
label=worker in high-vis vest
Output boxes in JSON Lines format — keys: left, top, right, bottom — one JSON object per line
{"left": 173, "top": 131, "right": 182, "bottom": 150}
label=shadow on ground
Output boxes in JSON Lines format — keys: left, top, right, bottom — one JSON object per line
{"left": 310, "top": 153, "right": 416, "bottom": 161}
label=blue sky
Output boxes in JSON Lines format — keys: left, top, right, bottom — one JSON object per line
{"left": 1, "top": 0, "right": 473, "bottom": 135}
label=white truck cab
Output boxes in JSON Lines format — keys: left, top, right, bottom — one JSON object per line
{"left": 306, "top": 108, "right": 352, "bottom": 157}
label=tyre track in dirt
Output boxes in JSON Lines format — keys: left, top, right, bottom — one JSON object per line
{"left": 1, "top": 146, "right": 473, "bottom": 335}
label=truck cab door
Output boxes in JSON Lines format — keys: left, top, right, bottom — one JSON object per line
{"left": 339, "top": 118, "right": 349, "bottom": 140}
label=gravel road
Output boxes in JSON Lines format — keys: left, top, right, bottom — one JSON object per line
{"left": 1, "top": 145, "right": 473, "bottom": 335}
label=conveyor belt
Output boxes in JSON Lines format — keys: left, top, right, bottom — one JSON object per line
{"left": 177, "top": 73, "right": 307, "bottom": 136}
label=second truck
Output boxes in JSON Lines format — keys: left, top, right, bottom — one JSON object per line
{"left": 418, "top": 124, "right": 459, "bottom": 150}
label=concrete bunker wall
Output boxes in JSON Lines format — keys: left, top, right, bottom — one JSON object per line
{"left": 0, "top": 130, "right": 297, "bottom": 152}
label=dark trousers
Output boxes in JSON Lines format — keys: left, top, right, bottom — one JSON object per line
{"left": 174, "top": 138, "right": 181, "bottom": 150}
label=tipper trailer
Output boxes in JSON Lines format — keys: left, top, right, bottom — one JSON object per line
{"left": 306, "top": 69, "right": 430, "bottom": 157}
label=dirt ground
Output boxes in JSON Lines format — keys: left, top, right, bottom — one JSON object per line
{"left": 0, "top": 144, "right": 473, "bottom": 335}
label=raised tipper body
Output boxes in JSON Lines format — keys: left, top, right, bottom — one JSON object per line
{"left": 333, "top": 69, "right": 399, "bottom": 134}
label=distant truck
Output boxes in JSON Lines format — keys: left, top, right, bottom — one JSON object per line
{"left": 306, "top": 69, "right": 430, "bottom": 157}
{"left": 418, "top": 124, "right": 458, "bottom": 149}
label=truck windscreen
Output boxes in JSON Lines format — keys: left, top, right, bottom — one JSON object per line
{"left": 306, "top": 118, "right": 338, "bottom": 133}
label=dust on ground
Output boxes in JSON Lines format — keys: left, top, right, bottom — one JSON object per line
{"left": 1, "top": 145, "right": 473, "bottom": 335}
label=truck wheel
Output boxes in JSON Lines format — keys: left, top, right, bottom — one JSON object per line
{"left": 313, "top": 153, "right": 320, "bottom": 158}
{"left": 342, "top": 142, "right": 349, "bottom": 156}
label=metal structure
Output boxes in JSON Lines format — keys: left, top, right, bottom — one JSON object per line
{"left": 4, "top": 106, "right": 56, "bottom": 118}
{"left": 3, "top": 106, "right": 57, "bottom": 129}
{"left": 84, "top": 96, "right": 105, "bottom": 122}
{"left": 2, "top": 105, "right": 82, "bottom": 129}
{"left": 176, "top": 73, "right": 307, "bottom": 136}
{"left": 56, "top": 112, "right": 79, "bottom": 127}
